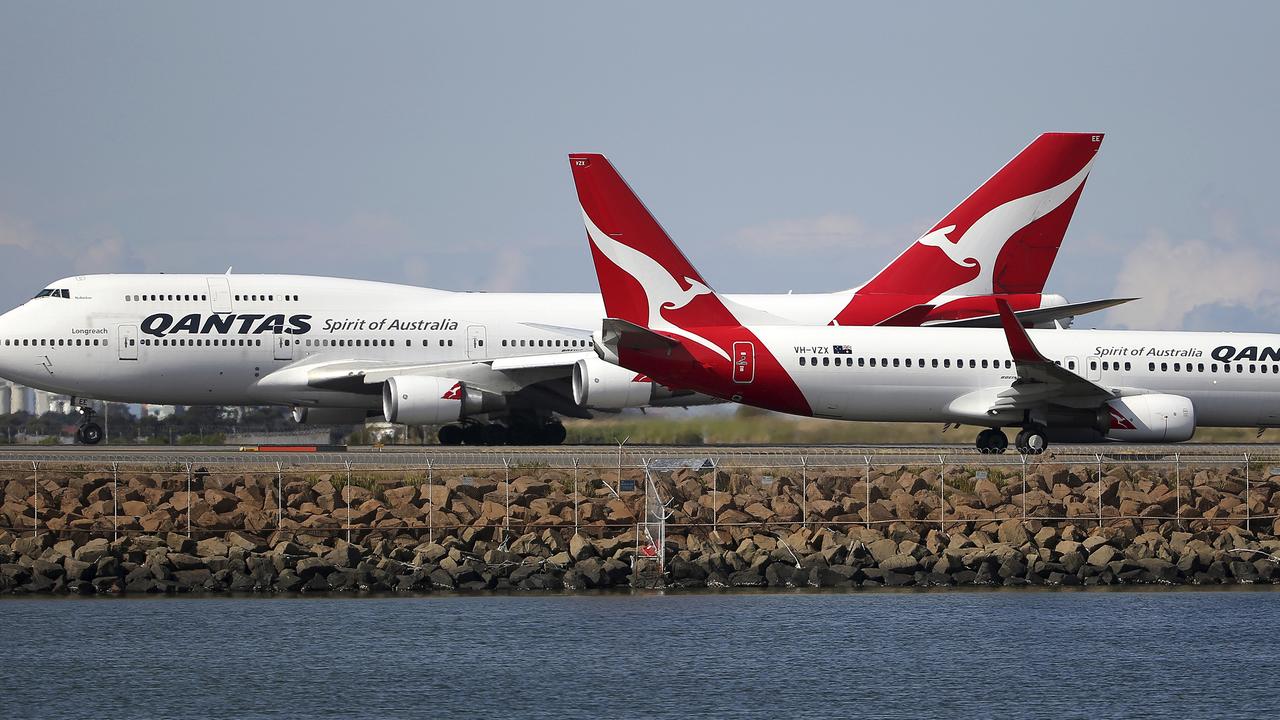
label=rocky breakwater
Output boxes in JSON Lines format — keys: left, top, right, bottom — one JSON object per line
{"left": 0, "top": 460, "right": 1277, "bottom": 594}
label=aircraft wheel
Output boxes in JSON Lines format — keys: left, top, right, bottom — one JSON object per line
{"left": 507, "top": 421, "right": 538, "bottom": 446}
{"left": 541, "top": 421, "right": 567, "bottom": 446}
{"left": 975, "top": 428, "right": 1007, "bottom": 454}
{"left": 461, "top": 423, "right": 485, "bottom": 445}
{"left": 482, "top": 423, "right": 509, "bottom": 446}
{"left": 1015, "top": 426, "right": 1048, "bottom": 455}
{"left": 78, "top": 422, "right": 104, "bottom": 445}
{"left": 437, "top": 424, "right": 464, "bottom": 446}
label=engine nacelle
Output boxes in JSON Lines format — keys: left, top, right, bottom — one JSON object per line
{"left": 292, "top": 407, "right": 371, "bottom": 425}
{"left": 572, "top": 357, "right": 655, "bottom": 410}
{"left": 1103, "top": 394, "right": 1195, "bottom": 442}
{"left": 382, "top": 376, "right": 467, "bottom": 425}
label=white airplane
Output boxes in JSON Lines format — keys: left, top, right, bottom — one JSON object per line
{"left": 571, "top": 149, "right": 1280, "bottom": 454}
{"left": 0, "top": 133, "right": 1120, "bottom": 446}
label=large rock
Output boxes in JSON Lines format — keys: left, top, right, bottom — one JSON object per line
{"left": 568, "top": 534, "right": 596, "bottom": 562}
{"left": 880, "top": 554, "right": 919, "bottom": 573}
{"left": 997, "top": 520, "right": 1030, "bottom": 547}
{"left": 867, "top": 538, "right": 899, "bottom": 564}
{"left": 75, "top": 538, "right": 111, "bottom": 564}
{"left": 196, "top": 537, "right": 230, "bottom": 558}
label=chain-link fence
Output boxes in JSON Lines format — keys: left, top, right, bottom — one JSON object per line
{"left": 3, "top": 452, "right": 1278, "bottom": 543}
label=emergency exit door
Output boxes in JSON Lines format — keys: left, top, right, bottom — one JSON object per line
{"left": 118, "top": 325, "right": 138, "bottom": 361}
{"left": 467, "top": 325, "right": 487, "bottom": 359}
{"left": 732, "top": 341, "right": 755, "bottom": 383}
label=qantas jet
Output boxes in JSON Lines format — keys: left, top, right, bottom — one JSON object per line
{"left": 0, "top": 133, "right": 1114, "bottom": 445}
{"left": 571, "top": 150, "right": 1280, "bottom": 454}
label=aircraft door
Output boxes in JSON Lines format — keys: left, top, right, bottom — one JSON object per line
{"left": 732, "top": 341, "right": 755, "bottom": 384}
{"left": 467, "top": 325, "right": 486, "bottom": 359}
{"left": 274, "top": 333, "right": 293, "bottom": 361}
{"left": 207, "top": 277, "right": 232, "bottom": 313}
{"left": 118, "top": 325, "right": 138, "bottom": 361}
{"left": 1086, "top": 355, "right": 1101, "bottom": 381}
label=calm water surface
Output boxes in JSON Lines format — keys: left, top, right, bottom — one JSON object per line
{"left": 1, "top": 588, "right": 1277, "bottom": 719}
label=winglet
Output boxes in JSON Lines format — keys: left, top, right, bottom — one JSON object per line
{"left": 996, "top": 299, "right": 1044, "bottom": 362}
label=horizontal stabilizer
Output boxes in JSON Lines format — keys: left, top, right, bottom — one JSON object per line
{"left": 925, "top": 297, "right": 1136, "bottom": 328}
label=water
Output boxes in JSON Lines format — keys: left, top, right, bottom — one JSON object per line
{"left": 1, "top": 588, "right": 1277, "bottom": 719}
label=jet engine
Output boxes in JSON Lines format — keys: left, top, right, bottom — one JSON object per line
{"left": 382, "top": 375, "right": 505, "bottom": 424}
{"left": 292, "top": 407, "right": 372, "bottom": 424}
{"left": 1102, "top": 394, "right": 1195, "bottom": 442}
{"left": 572, "top": 357, "right": 655, "bottom": 410}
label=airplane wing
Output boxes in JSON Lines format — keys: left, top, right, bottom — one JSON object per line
{"left": 259, "top": 351, "right": 592, "bottom": 407}
{"left": 982, "top": 299, "right": 1117, "bottom": 413}
{"left": 924, "top": 297, "right": 1136, "bottom": 328}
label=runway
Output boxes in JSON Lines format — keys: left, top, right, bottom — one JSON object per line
{"left": 0, "top": 442, "right": 1277, "bottom": 468}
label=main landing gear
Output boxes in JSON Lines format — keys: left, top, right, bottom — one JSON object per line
{"left": 73, "top": 400, "right": 104, "bottom": 445}
{"left": 975, "top": 424, "right": 1049, "bottom": 455}
{"left": 436, "top": 419, "right": 567, "bottom": 446}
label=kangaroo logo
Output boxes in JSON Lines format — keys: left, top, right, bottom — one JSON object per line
{"left": 582, "top": 209, "right": 730, "bottom": 362}
{"left": 914, "top": 157, "right": 1096, "bottom": 297}
{"left": 1107, "top": 405, "right": 1137, "bottom": 431}
{"left": 441, "top": 382, "right": 463, "bottom": 401}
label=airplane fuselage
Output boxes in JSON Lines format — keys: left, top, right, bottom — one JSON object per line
{"left": 614, "top": 323, "right": 1280, "bottom": 430}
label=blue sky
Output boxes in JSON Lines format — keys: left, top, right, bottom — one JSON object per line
{"left": 1, "top": 2, "right": 1278, "bottom": 330}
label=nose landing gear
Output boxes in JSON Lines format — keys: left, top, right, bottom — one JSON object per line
{"left": 73, "top": 400, "right": 103, "bottom": 445}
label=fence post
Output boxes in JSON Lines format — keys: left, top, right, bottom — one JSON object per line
{"left": 1021, "top": 454, "right": 1028, "bottom": 523}
{"left": 1095, "top": 453, "right": 1103, "bottom": 528}
{"left": 615, "top": 436, "right": 629, "bottom": 496}
{"left": 801, "top": 457, "right": 808, "bottom": 528}
{"left": 343, "top": 460, "right": 352, "bottom": 544}
{"left": 503, "top": 458, "right": 511, "bottom": 536}
{"left": 1243, "top": 452, "right": 1250, "bottom": 530}
{"left": 184, "top": 462, "right": 193, "bottom": 537}
{"left": 276, "top": 461, "right": 284, "bottom": 529}
{"left": 938, "top": 455, "right": 946, "bottom": 533}
{"left": 711, "top": 458, "right": 719, "bottom": 535}
{"left": 572, "top": 457, "right": 580, "bottom": 537}
{"left": 111, "top": 462, "right": 119, "bottom": 543}
{"left": 426, "top": 459, "right": 434, "bottom": 545}
{"left": 1175, "top": 453, "right": 1182, "bottom": 530}
{"left": 864, "top": 455, "right": 872, "bottom": 528}
{"left": 30, "top": 461, "right": 38, "bottom": 539}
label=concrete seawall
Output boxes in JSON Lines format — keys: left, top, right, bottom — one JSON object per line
{"left": 1, "top": 459, "right": 1278, "bottom": 593}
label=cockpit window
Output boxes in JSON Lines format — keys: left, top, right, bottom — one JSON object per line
{"left": 34, "top": 288, "right": 70, "bottom": 299}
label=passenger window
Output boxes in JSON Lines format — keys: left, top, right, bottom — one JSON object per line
{"left": 968, "top": 360, "right": 975, "bottom": 369}
{"left": 932, "top": 359, "right": 938, "bottom": 368}
{"left": 892, "top": 358, "right": 899, "bottom": 368}
{"left": 799, "top": 357, "right": 806, "bottom": 366}
{"left": 1173, "top": 363, "right": 1180, "bottom": 372}
{"left": 1149, "top": 362, "right": 1155, "bottom": 371}
{"left": 1161, "top": 363, "right": 1168, "bottom": 372}
{"left": 858, "top": 358, "right": 865, "bottom": 367}
{"left": 1126, "top": 362, "right": 1132, "bottom": 371}
{"left": 981, "top": 359, "right": 988, "bottom": 369}
{"left": 822, "top": 357, "right": 830, "bottom": 366}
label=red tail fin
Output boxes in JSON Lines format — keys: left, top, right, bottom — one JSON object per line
{"left": 569, "top": 154, "right": 743, "bottom": 332}
{"left": 834, "top": 132, "right": 1103, "bottom": 324}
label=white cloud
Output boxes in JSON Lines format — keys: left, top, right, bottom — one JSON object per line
{"left": 0, "top": 214, "right": 40, "bottom": 251}
{"left": 1107, "top": 230, "right": 1280, "bottom": 330}
{"left": 483, "top": 248, "right": 527, "bottom": 291}
{"left": 73, "top": 235, "right": 144, "bottom": 274}
{"left": 731, "top": 213, "right": 920, "bottom": 255}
